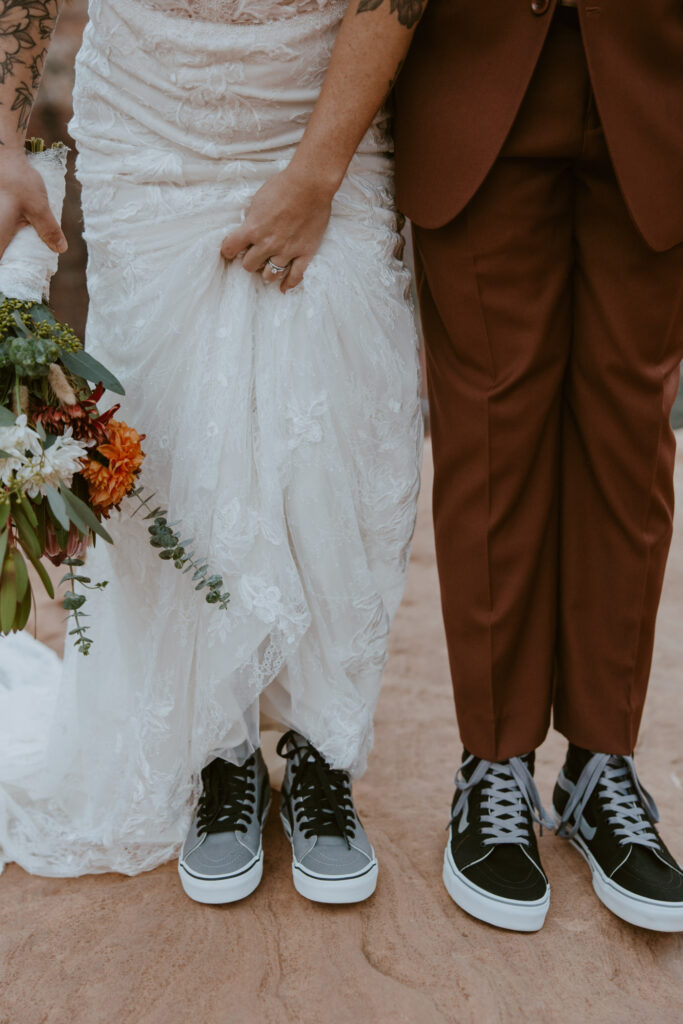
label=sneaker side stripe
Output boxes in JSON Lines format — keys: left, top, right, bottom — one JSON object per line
{"left": 293, "top": 860, "right": 378, "bottom": 883}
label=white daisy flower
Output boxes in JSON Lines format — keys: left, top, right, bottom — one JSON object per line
{"left": 1, "top": 417, "right": 90, "bottom": 496}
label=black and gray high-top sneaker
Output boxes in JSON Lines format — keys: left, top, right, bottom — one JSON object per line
{"left": 277, "top": 730, "right": 378, "bottom": 904}
{"left": 178, "top": 750, "right": 271, "bottom": 904}
{"left": 553, "top": 744, "right": 683, "bottom": 932}
{"left": 444, "top": 750, "right": 552, "bottom": 932}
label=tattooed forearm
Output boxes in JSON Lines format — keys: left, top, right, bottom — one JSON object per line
{"left": 356, "top": 0, "right": 427, "bottom": 30}
{"left": 11, "top": 79, "right": 33, "bottom": 132}
{"left": 0, "top": 0, "right": 61, "bottom": 141}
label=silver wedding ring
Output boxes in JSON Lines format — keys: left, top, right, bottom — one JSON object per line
{"left": 266, "top": 257, "right": 289, "bottom": 275}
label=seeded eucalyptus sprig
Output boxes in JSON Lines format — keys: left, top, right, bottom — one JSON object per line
{"left": 60, "top": 556, "right": 109, "bottom": 656}
{"left": 129, "top": 487, "right": 230, "bottom": 609}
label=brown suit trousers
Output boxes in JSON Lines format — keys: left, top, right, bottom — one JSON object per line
{"left": 406, "top": 9, "right": 683, "bottom": 760}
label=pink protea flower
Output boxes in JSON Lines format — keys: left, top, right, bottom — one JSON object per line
{"left": 43, "top": 520, "right": 90, "bottom": 566}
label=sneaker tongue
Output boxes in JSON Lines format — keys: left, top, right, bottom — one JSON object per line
{"left": 460, "top": 750, "right": 536, "bottom": 780}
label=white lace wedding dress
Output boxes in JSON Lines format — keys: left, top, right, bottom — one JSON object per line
{"left": 0, "top": 0, "right": 422, "bottom": 876}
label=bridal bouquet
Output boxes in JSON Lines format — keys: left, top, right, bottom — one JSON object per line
{"left": 0, "top": 140, "right": 229, "bottom": 653}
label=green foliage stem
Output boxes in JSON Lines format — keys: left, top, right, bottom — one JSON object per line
{"left": 129, "top": 487, "right": 230, "bottom": 611}
{"left": 59, "top": 557, "right": 108, "bottom": 656}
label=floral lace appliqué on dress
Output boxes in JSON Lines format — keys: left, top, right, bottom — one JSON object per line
{"left": 0, "top": 0, "right": 422, "bottom": 878}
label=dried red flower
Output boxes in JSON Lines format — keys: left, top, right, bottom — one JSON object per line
{"left": 35, "top": 383, "right": 121, "bottom": 444}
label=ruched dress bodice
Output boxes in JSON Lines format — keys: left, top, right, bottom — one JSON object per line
{"left": 140, "top": 0, "right": 344, "bottom": 23}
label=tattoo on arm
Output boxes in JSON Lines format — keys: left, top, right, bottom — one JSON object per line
{"left": 0, "top": 0, "right": 60, "bottom": 138}
{"left": 356, "top": 0, "right": 427, "bottom": 30}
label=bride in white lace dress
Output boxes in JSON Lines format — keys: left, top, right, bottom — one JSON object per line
{"left": 0, "top": 0, "right": 423, "bottom": 883}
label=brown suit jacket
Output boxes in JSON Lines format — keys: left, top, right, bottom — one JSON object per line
{"left": 394, "top": 0, "right": 683, "bottom": 251}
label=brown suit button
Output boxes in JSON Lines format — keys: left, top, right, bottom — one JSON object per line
{"left": 531, "top": 0, "right": 551, "bottom": 13}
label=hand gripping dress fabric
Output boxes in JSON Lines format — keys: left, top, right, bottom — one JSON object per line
{"left": 0, "top": 0, "right": 422, "bottom": 876}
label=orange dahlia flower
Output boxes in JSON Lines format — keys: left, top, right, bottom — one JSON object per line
{"left": 80, "top": 419, "right": 146, "bottom": 516}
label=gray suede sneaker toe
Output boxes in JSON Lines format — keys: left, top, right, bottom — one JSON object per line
{"left": 178, "top": 750, "right": 270, "bottom": 904}
{"left": 277, "top": 730, "right": 378, "bottom": 904}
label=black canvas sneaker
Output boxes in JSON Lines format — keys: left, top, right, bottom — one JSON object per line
{"left": 178, "top": 751, "right": 271, "bottom": 904}
{"left": 553, "top": 744, "right": 683, "bottom": 932}
{"left": 443, "top": 751, "right": 552, "bottom": 932}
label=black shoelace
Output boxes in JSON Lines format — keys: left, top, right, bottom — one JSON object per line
{"left": 277, "top": 731, "right": 355, "bottom": 848}
{"left": 196, "top": 756, "right": 256, "bottom": 836}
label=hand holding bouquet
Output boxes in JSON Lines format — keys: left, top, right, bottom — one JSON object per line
{"left": 0, "top": 141, "right": 229, "bottom": 653}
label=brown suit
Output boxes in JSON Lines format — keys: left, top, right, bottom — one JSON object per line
{"left": 394, "top": 2, "right": 683, "bottom": 760}
{"left": 395, "top": 0, "right": 683, "bottom": 251}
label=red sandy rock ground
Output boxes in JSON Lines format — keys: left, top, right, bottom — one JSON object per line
{"left": 1, "top": 440, "right": 682, "bottom": 1024}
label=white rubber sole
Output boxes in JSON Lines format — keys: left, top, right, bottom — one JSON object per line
{"left": 552, "top": 806, "right": 683, "bottom": 932}
{"left": 291, "top": 859, "right": 379, "bottom": 904}
{"left": 443, "top": 845, "right": 550, "bottom": 932}
{"left": 178, "top": 849, "right": 263, "bottom": 905}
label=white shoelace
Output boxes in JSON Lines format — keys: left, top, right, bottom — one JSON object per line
{"left": 557, "top": 754, "right": 660, "bottom": 848}
{"left": 451, "top": 756, "right": 553, "bottom": 847}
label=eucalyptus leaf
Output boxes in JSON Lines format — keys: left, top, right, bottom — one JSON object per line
{"left": 30, "top": 305, "right": 57, "bottom": 326}
{"left": 0, "top": 405, "right": 16, "bottom": 425}
{"left": 13, "top": 547, "right": 29, "bottom": 602}
{"left": 12, "top": 503, "right": 41, "bottom": 559}
{"left": 45, "top": 484, "right": 71, "bottom": 531}
{"left": 54, "top": 495, "right": 88, "bottom": 536}
{"left": 11, "top": 311, "right": 32, "bottom": 338}
{"left": 15, "top": 496, "right": 38, "bottom": 528}
{"left": 59, "top": 486, "right": 113, "bottom": 543}
{"left": 0, "top": 555, "right": 17, "bottom": 633}
{"left": 13, "top": 583, "right": 32, "bottom": 631}
{"left": 21, "top": 544, "right": 54, "bottom": 599}
{"left": 59, "top": 349, "right": 125, "bottom": 396}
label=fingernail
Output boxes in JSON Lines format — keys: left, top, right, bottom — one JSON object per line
{"left": 57, "top": 238, "right": 68, "bottom": 253}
